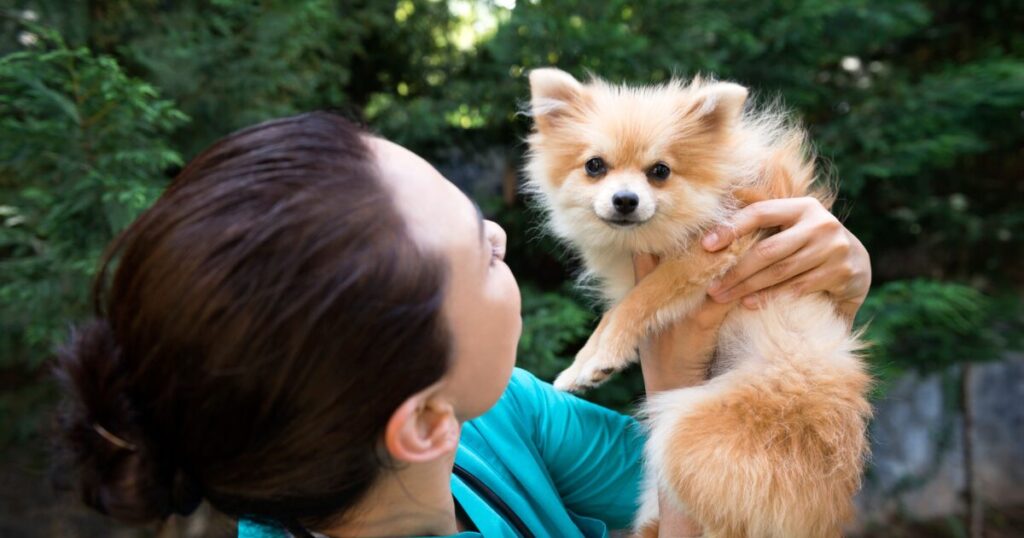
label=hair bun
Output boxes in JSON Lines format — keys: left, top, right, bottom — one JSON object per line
{"left": 53, "top": 319, "right": 199, "bottom": 523}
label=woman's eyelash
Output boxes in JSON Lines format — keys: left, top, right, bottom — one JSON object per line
{"left": 488, "top": 235, "right": 504, "bottom": 265}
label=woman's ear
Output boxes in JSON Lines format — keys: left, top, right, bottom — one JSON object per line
{"left": 384, "top": 388, "right": 460, "bottom": 464}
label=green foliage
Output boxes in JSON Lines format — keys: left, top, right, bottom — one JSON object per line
{"left": 90, "top": 0, "right": 460, "bottom": 159}
{"left": 859, "top": 280, "right": 988, "bottom": 380}
{"left": 857, "top": 280, "right": 1024, "bottom": 379}
{"left": 467, "top": 0, "right": 1024, "bottom": 395}
{"left": 819, "top": 58, "right": 1024, "bottom": 280}
{"left": 515, "top": 284, "right": 594, "bottom": 381}
{"left": 515, "top": 284, "right": 647, "bottom": 413}
{"left": 1, "top": 0, "right": 1021, "bottom": 442}
{"left": 0, "top": 26, "right": 186, "bottom": 440}
{"left": 479, "top": 0, "right": 1021, "bottom": 280}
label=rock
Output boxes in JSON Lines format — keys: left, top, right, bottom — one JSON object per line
{"left": 854, "top": 366, "right": 966, "bottom": 526}
{"left": 968, "top": 353, "right": 1024, "bottom": 507}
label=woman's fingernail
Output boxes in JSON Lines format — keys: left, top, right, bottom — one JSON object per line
{"left": 707, "top": 279, "right": 721, "bottom": 293}
{"left": 742, "top": 295, "right": 759, "bottom": 309}
{"left": 702, "top": 232, "right": 719, "bottom": 249}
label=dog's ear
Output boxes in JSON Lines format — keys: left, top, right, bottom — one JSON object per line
{"left": 529, "top": 68, "right": 584, "bottom": 130}
{"left": 688, "top": 80, "right": 748, "bottom": 129}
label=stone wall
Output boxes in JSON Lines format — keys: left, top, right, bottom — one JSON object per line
{"left": 853, "top": 354, "right": 1024, "bottom": 535}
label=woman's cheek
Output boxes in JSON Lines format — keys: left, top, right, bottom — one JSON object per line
{"left": 491, "top": 266, "right": 521, "bottom": 363}
{"left": 503, "top": 268, "right": 522, "bottom": 333}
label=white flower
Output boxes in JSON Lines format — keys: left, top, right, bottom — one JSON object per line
{"left": 18, "top": 31, "right": 39, "bottom": 47}
{"left": 840, "top": 56, "right": 862, "bottom": 72}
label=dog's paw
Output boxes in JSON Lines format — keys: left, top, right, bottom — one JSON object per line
{"left": 553, "top": 337, "right": 602, "bottom": 391}
{"left": 553, "top": 366, "right": 585, "bottom": 392}
{"left": 553, "top": 362, "right": 601, "bottom": 392}
{"left": 576, "top": 355, "right": 621, "bottom": 388}
{"left": 576, "top": 344, "right": 640, "bottom": 388}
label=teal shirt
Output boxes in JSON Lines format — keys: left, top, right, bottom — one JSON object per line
{"left": 238, "top": 368, "right": 646, "bottom": 537}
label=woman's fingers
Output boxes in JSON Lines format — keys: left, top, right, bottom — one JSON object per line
{"left": 639, "top": 194, "right": 872, "bottom": 319}
{"left": 705, "top": 197, "right": 858, "bottom": 305}
{"left": 706, "top": 223, "right": 814, "bottom": 300}
{"left": 739, "top": 261, "right": 848, "bottom": 308}
{"left": 711, "top": 243, "right": 823, "bottom": 304}
{"left": 701, "top": 197, "right": 819, "bottom": 251}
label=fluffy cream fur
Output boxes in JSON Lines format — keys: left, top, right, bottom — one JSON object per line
{"left": 524, "top": 67, "right": 871, "bottom": 537}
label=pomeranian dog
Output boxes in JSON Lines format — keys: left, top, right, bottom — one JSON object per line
{"left": 524, "top": 67, "right": 872, "bottom": 538}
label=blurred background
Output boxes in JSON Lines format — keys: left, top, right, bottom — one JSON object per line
{"left": 0, "top": 1, "right": 1021, "bottom": 537}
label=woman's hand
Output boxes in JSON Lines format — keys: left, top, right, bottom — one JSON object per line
{"left": 702, "top": 197, "right": 871, "bottom": 321}
{"left": 634, "top": 257, "right": 721, "bottom": 537}
{"left": 635, "top": 197, "right": 871, "bottom": 393}
{"left": 634, "top": 254, "right": 735, "bottom": 394}
{"left": 633, "top": 197, "right": 869, "bottom": 537}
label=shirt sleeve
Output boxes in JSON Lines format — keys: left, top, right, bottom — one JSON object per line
{"left": 504, "top": 368, "right": 646, "bottom": 529}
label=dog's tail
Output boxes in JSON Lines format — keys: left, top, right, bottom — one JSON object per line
{"left": 641, "top": 294, "right": 871, "bottom": 538}
{"left": 763, "top": 127, "right": 835, "bottom": 207}
{"left": 733, "top": 108, "right": 835, "bottom": 210}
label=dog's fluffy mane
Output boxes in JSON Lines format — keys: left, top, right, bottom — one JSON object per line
{"left": 521, "top": 71, "right": 833, "bottom": 302}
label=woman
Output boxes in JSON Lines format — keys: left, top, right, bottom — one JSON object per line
{"left": 54, "top": 112, "right": 870, "bottom": 537}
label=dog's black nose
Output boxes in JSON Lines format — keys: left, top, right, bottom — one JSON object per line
{"left": 612, "top": 191, "right": 639, "bottom": 214}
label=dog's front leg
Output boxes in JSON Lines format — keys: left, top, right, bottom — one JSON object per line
{"left": 572, "top": 258, "right": 711, "bottom": 388}
{"left": 555, "top": 240, "right": 749, "bottom": 392}
{"left": 553, "top": 312, "right": 612, "bottom": 391}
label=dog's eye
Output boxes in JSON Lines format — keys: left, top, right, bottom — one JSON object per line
{"left": 647, "top": 162, "right": 671, "bottom": 181}
{"left": 584, "top": 157, "right": 607, "bottom": 177}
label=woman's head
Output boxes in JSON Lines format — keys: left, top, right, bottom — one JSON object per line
{"left": 368, "top": 136, "right": 521, "bottom": 421}
{"left": 54, "top": 112, "right": 520, "bottom": 532}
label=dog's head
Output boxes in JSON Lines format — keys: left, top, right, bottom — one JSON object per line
{"left": 524, "top": 68, "right": 748, "bottom": 253}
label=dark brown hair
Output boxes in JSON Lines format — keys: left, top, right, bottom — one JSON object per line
{"left": 53, "top": 112, "right": 451, "bottom": 533}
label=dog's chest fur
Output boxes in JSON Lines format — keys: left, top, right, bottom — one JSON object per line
{"left": 579, "top": 239, "right": 705, "bottom": 306}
